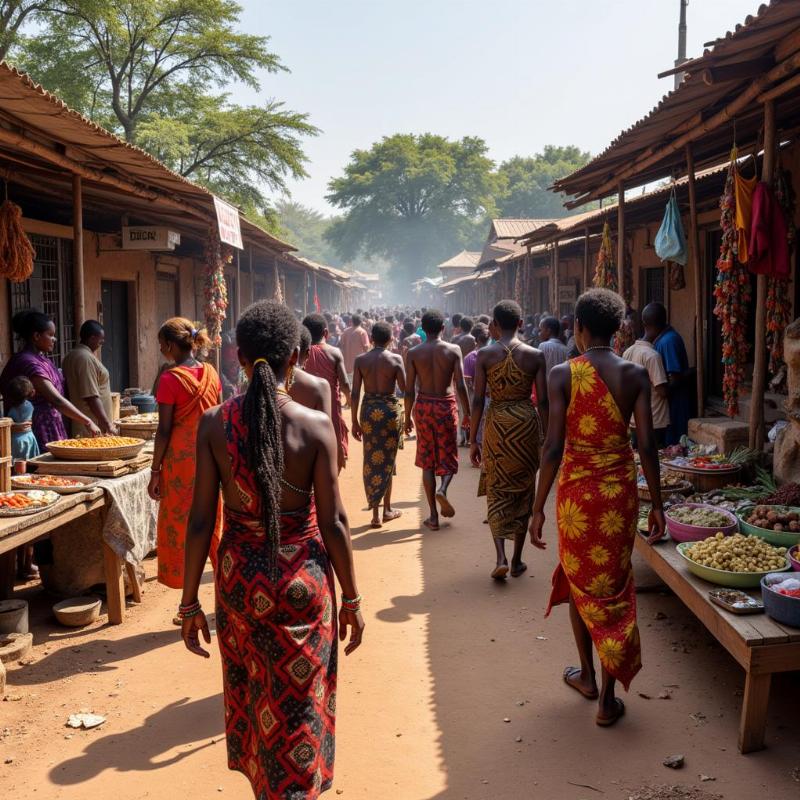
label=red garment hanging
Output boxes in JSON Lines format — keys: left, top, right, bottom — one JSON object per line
{"left": 748, "top": 182, "right": 789, "bottom": 277}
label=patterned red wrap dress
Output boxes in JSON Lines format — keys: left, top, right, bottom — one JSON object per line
{"left": 546, "top": 356, "right": 642, "bottom": 691}
{"left": 216, "top": 395, "right": 338, "bottom": 799}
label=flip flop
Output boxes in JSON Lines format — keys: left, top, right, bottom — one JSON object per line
{"left": 563, "top": 667, "right": 599, "bottom": 700}
{"left": 382, "top": 510, "right": 402, "bottom": 523}
{"left": 369, "top": 521, "right": 383, "bottom": 529}
{"left": 422, "top": 518, "right": 440, "bottom": 531}
{"left": 510, "top": 562, "right": 528, "bottom": 578}
{"left": 436, "top": 492, "right": 455, "bottom": 518}
{"left": 491, "top": 564, "right": 509, "bottom": 581}
{"left": 596, "top": 698, "right": 626, "bottom": 727}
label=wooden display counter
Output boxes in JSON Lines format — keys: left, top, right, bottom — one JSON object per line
{"left": 0, "top": 489, "right": 139, "bottom": 624}
{"left": 635, "top": 534, "right": 800, "bottom": 753}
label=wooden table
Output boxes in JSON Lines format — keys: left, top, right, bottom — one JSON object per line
{"left": 0, "top": 490, "right": 139, "bottom": 624}
{"left": 635, "top": 535, "right": 800, "bottom": 753}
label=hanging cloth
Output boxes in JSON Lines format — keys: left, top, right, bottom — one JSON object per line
{"left": 654, "top": 186, "right": 688, "bottom": 265}
{"left": 733, "top": 163, "right": 757, "bottom": 263}
{"left": 748, "top": 182, "right": 790, "bottom": 278}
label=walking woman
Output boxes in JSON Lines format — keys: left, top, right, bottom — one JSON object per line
{"left": 0, "top": 310, "right": 101, "bottom": 447}
{"left": 180, "top": 301, "right": 364, "bottom": 799}
{"left": 148, "top": 318, "right": 222, "bottom": 590}
{"left": 530, "top": 289, "right": 665, "bottom": 727}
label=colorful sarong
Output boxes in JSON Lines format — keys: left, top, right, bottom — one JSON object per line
{"left": 413, "top": 393, "right": 458, "bottom": 476}
{"left": 478, "top": 349, "right": 541, "bottom": 541}
{"left": 304, "top": 344, "right": 349, "bottom": 469}
{"left": 360, "top": 393, "right": 403, "bottom": 509}
{"left": 217, "top": 396, "right": 337, "bottom": 800}
{"left": 157, "top": 363, "right": 221, "bottom": 588}
{"left": 546, "top": 356, "right": 641, "bottom": 690}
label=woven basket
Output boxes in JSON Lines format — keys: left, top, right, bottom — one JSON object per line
{"left": 638, "top": 479, "right": 693, "bottom": 503}
{"left": 11, "top": 475, "right": 99, "bottom": 494}
{"left": 0, "top": 491, "right": 60, "bottom": 517}
{"left": 46, "top": 440, "right": 146, "bottom": 462}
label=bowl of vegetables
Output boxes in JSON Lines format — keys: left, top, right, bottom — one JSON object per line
{"left": 665, "top": 503, "right": 738, "bottom": 543}
{"left": 761, "top": 573, "right": 800, "bottom": 628}
{"left": 736, "top": 505, "right": 800, "bottom": 548}
{"left": 676, "top": 533, "right": 790, "bottom": 588}
{"left": 789, "top": 544, "right": 800, "bottom": 572}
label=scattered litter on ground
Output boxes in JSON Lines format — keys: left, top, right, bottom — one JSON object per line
{"left": 662, "top": 754, "right": 685, "bottom": 769}
{"left": 628, "top": 786, "right": 722, "bottom": 800}
{"left": 66, "top": 713, "right": 106, "bottom": 729}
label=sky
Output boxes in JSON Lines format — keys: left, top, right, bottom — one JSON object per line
{"left": 233, "top": 0, "right": 762, "bottom": 214}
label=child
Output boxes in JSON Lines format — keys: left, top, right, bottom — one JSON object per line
{"left": 6, "top": 376, "right": 40, "bottom": 461}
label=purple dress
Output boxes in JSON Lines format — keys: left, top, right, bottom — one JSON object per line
{"left": 0, "top": 351, "right": 68, "bottom": 448}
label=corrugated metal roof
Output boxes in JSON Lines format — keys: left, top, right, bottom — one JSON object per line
{"left": 0, "top": 60, "right": 294, "bottom": 253}
{"left": 437, "top": 249, "right": 482, "bottom": 269}
{"left": 555, "top": 0, "right": 800, "bottom": 204}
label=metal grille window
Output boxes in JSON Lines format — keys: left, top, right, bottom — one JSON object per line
{"left": 9, "top": 234, "right": 75, "bottom": 366}
{"left": 643, "top": 266, "right": 665, "bottom": 306}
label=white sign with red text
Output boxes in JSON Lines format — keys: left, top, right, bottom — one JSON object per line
{"left": 214, "top": 196, "right": 243, "bottom": 250}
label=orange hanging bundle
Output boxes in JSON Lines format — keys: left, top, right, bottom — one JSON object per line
{"left": 0, "top": 200, "right": 35, "bottom": 282}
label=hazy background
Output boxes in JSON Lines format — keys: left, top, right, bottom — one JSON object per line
{"left": 232, "top": 0, "right": 761, "bottom": 212}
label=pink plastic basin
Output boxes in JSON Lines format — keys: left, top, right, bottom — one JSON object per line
{"left": 789, "top": 545, "right": 800, "bottom": 572}
{"left": 665, "top": 503, "right": 738, "bottom": 543}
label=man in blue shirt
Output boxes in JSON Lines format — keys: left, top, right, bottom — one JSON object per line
{"left": 643, "top": 302, "right": 690, "bottom": 446}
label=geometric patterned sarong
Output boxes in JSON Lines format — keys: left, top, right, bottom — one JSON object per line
{"left": 360, "top": 392, "right": 403, "bottom": 509}
{"left": 413, "top": 393, "right": 459, "bottom": 476}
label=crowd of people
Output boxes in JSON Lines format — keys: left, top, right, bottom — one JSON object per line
{"left": 0, "top": 292, "right": 696, "bottom": 798}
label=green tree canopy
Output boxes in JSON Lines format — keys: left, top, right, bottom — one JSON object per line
{"left": 0, "top": 1, "right": 53, "bottom": 60}
{"left": 274, "top": 200, "right": 343, "bottom": 267}
{"left": 496, "top": 145, "right": 592, "bottom": 218}
{"left": 326, "top": 133, "right": 496, "bottom": 286}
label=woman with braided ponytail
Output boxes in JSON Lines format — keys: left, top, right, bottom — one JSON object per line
{"left": 180, "top": 300, "right": 363, "bottom": 800}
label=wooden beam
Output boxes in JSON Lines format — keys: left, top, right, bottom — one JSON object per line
{"left": 757, "top": 71, "right": 800, "bottom": 103}
{"left": 583, "top": 226, "right": 590, "bottom": 291}
{"left": 686, "top": 144, "right": 705, "bottom": 417}
{"left": 749, "top": 99, "right": 775, "bottom": 450}
{"left": 617, "top": 182, "right": 625, "bottom": 297}
{"left": 698, "top": 57, "right": 775, "bottom": 86}
{"left": 571, "top": 49, "right": 800, "bottom": 207}
{"left": 552, "top": 240, "right": 560, "bottom": 313}
{"left": 72, "top": 174, "right": 85, "bottom": 330}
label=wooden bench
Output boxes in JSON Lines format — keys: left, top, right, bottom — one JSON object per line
{"left": 0, "top": 490, "right": 141, "bottom": 625}
{"left": 635, "top": 535, "right": 800, "bottom": 753}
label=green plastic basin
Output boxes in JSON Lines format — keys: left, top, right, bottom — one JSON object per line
{"left": 675, "top": 542, "right": 790, "bottom": 588}
{"left": 736, "top": 505, "right": 800, "bottom": 547}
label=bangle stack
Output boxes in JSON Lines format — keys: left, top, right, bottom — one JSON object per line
{"left": 178, "top": 601, "right": 202, "bottom": 620}
{"left": 341, "top": 594, "right": 362, "bottom": 613}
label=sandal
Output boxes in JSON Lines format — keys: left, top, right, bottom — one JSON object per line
{"left": 563, "top": 666, "right": 599, "bottom": 700}
{"left": 596, "top": 698, "right": 626, "bottom": 727}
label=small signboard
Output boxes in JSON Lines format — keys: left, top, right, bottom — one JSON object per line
{"left": 121, "top": 226, "right": 180, "bottom": 251}
{"left": 558, "top": 283, "right": 578, "bottom": 303}
{"left": 214, "top": 196, "right": 243, "bottom": 250}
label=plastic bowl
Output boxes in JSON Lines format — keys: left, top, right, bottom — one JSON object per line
{"left": 761, "top": 574, "right": 800, "bottom": 628}
{"left": 53, "top": 596, "right": 101, "bottom": 627}
{"left": 665, "top": 503, "right": 738, "bottom": 543}
{"left": 789, "top": 545, "right": 800, "bottom": 572}
{"left": 736, "top": 505, "right": 800, "bottom": 547}
{"left": 675, "top": 542, "right": 790, "bottom": 588}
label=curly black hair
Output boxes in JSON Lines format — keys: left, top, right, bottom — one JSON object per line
{"left": 574, "top": 288, "right": 625, "bottom": 340}
{"left": 236, "top": 301, "right": 300, "bottom": 579}
{"left": 493, "top": 299, "right": 522, "bottom": 331}
{"left": 12, "top": 309, "right": 51, "bottom": 342}
{"left": 371, "top": 321, "right": 392, "bottom": 346}
{"left": 298, "top": 324, "right": 312, "bottom": 355}
{"left": 302, "top": 313, "right": 327, "bottom": 342}
{"left": 421, "top": 309, "right": 445, "bottom": 336}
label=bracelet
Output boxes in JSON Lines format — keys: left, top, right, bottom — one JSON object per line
{"left": 341, "top": 594, "right": 362, "bottom": 612}
{"left": 150, "top": 466, "right": 161, "bottom": 474}
{"left": 178, "top": 601, "right": 202, "bottom": 619}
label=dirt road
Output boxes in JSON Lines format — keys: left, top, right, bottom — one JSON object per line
{"left": 1, "top": 438, "right": 798, "bottom": 799}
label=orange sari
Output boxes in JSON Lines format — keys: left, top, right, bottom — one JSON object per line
{"left": 546, "top": 356, "right": 642, "bottom": 690}
{"left": 157, "top": 363, "right": 222, "bottom": 588}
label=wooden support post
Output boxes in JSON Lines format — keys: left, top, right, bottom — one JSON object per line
{"left": 552, "top": 239, "right": 560, "bottom": 314}
{"left": 686, "top": 144, "right": 705, "bottom": 417}
{"left": 235, "top": 249, "right": 241, "bottom": 322}
{"left": 248, "top": 248, "right": 255, "bottom": 305}
{"left": 583, "top": 226, "right": 591, "bottom": 291}
{"left": 102, "top": 540, "right": 125, "bottom": 625}
{"left": 749, "top": 100, "right": 775, "bottom": 450}
{"left": 617, "top": 181, "right": 626, "bottom": 298}
{"left": 72, "top": 174, "right": 85, "bottom": 330}
{"left": 738, "top": 671, "right": 771, "bottom": 753}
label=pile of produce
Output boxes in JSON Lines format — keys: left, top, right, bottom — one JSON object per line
{"left": 667, "top": 506, "right": 734, "bottom": 528}
{"left": 53, "top": 436, "right": 142, "bottom": 449}
{"left": 0, "top": 490, "right": 58, "bottom": 510}
{"left": 685, "top": 532, "right": 787, "bottom": 573}
{"left": 119, "top": 413, "right": 158, "bottom": 425}
{"left": 13, "top": 475, "right": 84, "bottom": 489}
{"left": 593, "top": 222, "right": 617, "bottom": 291}
{"left": 762, "top": 482, "right": 800, "bottom": 506}
{"left": 744, "top": 506, "right": 800, "bottom": 533}
{"left": 0, "top": 200, "right": 35, "bottom": 282}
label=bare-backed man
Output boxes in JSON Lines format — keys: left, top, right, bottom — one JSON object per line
{"left": 351, "top": 321, "right": 407, "bottom": 528}
{"left": 405, "top": 309, "right": 470, "bottom": 531}
{"left": 290, "top": 324, "right": 332, "bottom": 416}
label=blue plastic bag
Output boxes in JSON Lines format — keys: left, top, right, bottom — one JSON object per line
{"left": 654, "top": 188, "right": 688, "bottom": 265}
